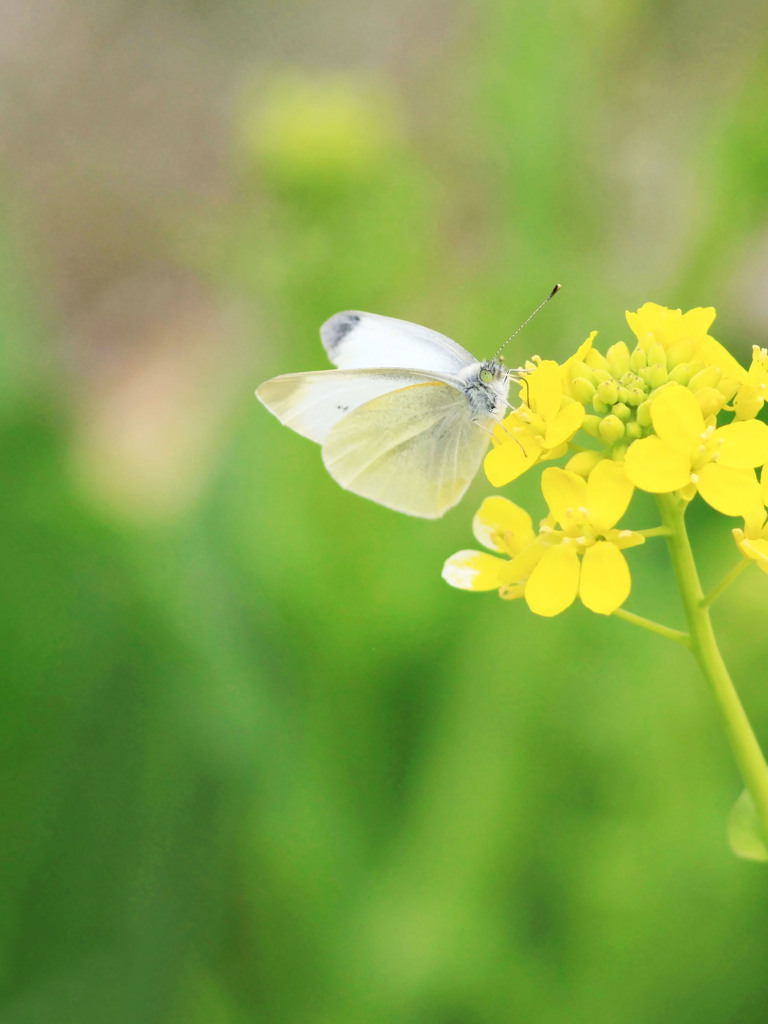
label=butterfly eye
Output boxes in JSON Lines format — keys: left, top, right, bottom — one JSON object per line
{"left": 480, "top": 368, "right": 494, "bottom": 384}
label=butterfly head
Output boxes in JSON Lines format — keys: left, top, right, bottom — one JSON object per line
{"left": 459, "top": 360, "right": 511, "bottom": 422}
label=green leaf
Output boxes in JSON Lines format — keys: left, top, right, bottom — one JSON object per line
{"left": 727, "top": 789, "right": 768, "bottom": 862}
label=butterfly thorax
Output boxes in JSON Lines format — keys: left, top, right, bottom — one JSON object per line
{"left": 457, "top": 360, "right": 511, "bottom": 424}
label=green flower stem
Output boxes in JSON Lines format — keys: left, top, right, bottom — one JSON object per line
{"left": 639, "top": 526, "right": 672, "bottom": 539}
{"left": 656, "top": 492, "right": 768, "bottom": 845}
{"left": 612, "top": 607, "right": 689, "bottom": 645}
{"left": 701, "top": 558, "right": 750, "bottom": 609}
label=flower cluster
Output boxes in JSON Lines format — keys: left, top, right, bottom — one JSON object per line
{"left": 444, "top": 303, "right": 768, "bottom": 616}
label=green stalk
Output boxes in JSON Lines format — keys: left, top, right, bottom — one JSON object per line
{"left": 612, "top": 606, "right": 689, "bottom": 646}
{"left": 701, "top": 558, "right": 750, "bottom": 609}
{"left": 656, "top": 492, "right": 768, "bottom": 845}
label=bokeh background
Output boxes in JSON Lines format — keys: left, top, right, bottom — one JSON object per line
{"left": 3, "top": 1, "right": 768, "bottom": 1021}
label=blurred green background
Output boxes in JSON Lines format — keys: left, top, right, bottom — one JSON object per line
{"left": 3, "top": 1, "right": 768, "bottom": 1021}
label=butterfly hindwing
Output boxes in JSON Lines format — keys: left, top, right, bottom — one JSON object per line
{"left": 321, "top": 381, "right": 491, "bottom": 518}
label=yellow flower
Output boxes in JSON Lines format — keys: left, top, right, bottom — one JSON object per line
{"left": 623, "top": 383, "right": 768, "bottom": 517}
{"left": 732, "top": 466, "right": 768, "bottom": 573}
{"left": 625, "top": 302, "right": 717, "bottom": 363}
{"left": 484, "top": 357, "right": 586, "bottom": 487}
{"left": 444, "top": 463, "right": 643, "bottom": 615}
{"left": 732, "top": 519, "right": 768, "bottom": 574}
{"left": 733, "top": 346, "right": 768, "bottom": 420}
{"left": 442, "top": 497, "right": 537, "bottom": 595}
{"left": 522, "top": 461, "right": 644, "bottom": 617}
{"left": 621, "top": 302, "right": 745, "bottom": 412}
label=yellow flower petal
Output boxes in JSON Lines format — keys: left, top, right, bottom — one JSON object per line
{"left": 713, "top": 420, "right": 768, "bottom": 469}
{"left": 694, "top": 386, "right": 727, "bottom": 419}
{"left": 624, "top": 435, "right": 692, "bottom": 492}
{"left": 579, "top": 541, "right": 631, "bottom": 614}
{"left": 499, "top": 539, "right": 546, "bottom": 585}
{"left": 626, "top": 304, "right": 716, "bottom": 356}
{"left": 565, "top": 449, "right": 604, "bottom": 478}
{"left": 585, "top": 460, "right": 634, "bottom": 532}
{"left": 441, "top": 550, "right": 505, "bottom": 591}
{"left": 490, "top": 410, "right": 525, "bottom": 443}
{"left": 681, "top": 305, "right": 717, "bottom": 338}
{"left": 743, "top": 503, "right": 767, "bottom": 537}
{"left": 524, "top": 543, "right": 580, "bottom": 617}
{"left": 650, "top": 384, "right": 704, "bottom": 446}
{"left": 560, "top": 333, "right": 597, "bottom": 396}
{"left": 540, "top": 442, "right": 569, "bottom": 462}
{"left": 543, "top": 400, "right": 585, "bottom": 449}
{"left": 625, "top": 303, "right": 661, "bottom": 345}
{"left": 734, "top": 384, "right": 765, "bottom": 421}
{"left": 472, "top": 497, "right": 533, "bottom": 553}
{"left": 606, "top": 528, "right": 646, "bottom": 551}
{"left": 696, "top": 464, "right": 763, "bottom": 518}
{"left": 748, "top": 346, "right": 768, "bottom": 381}
{"left": 762, "top": 464, "right": 768, "bottom": 506}
{"left": 541, "top": 468, "right": 587, "bottom": 526}
{"left": 696, "top": 337, "right": 748, "bottom": 387}
{"left": 740, "top": 537, "right": 768, "bottom": 573}
{"left": 527, "top": 360, "right": 563, "bottom": 422}
{"left": 483, "top": 432, "right": 543, "bottom": 487}
{"left": 732, "top": 526, "right": 749, "bottom": 557}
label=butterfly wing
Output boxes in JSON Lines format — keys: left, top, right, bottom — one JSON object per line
{"left": 321, "top": 311, "right": 476, "bottom": 375}
{"left": 321, "top": 381, "right": 492, "bottom": 518}
{"left": 256, "top": 367, "right": 460, "bottom": 445}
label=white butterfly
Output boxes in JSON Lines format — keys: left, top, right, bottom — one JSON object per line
{"left": 256, "top": 310, "right": 517, "bottom": 518}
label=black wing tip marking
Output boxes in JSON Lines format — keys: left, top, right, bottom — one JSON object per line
{"left": 320, "top": 312, "right": 361, "bottom": 359}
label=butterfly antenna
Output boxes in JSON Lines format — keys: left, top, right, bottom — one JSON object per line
{"left": 494, "top": 283, "right": 561, "bottom": 361}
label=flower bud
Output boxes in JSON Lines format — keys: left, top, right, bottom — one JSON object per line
{"left": 596, "top": 380, "right": 619, "bottom": 405}
{"left": 688, "top": 365, "right": 722, "bottom": 392}
{"left": 592, "top": 396, "right": 611, "bottom": 415}
{"left": 686, "top": 360, "right": 704, "bottom": 379}
{"left": 571, "top": 377, "right": 596, "bottom": 403}
{"left": 612, "top": 402, "right": 632, "bottom": 422}
{"left": 586, "top": 348, "right": 611, "bottom": 374}
{"left": 625, "top": 386, "right": 645, "bottom": 407}
{"left": 591, "top": 368, "right": 612, "bottom": 385}
{"left": 630, "top": 347, "right": 647, "bottom": 372}
{"left": 636, "top": 399, "right": 653, "bottom": 427}
{"left": 645, "top": 363, "right": 668, "bottom": 389}
{"left": 695, "top": 386, "right": 726, "bottom": 419}
{"left": 568, "top": 360, "right": 593, "bottom": 382}
{"left": 625, "top": 420, "right": 643, "bottom": 440}
{"left": 716, "top": 377, "right": 740, "bottom": 402}
{"left": 598, "top": 414, "right": 625, "bottom": 443}
{"left": 646, "top": 342, "right": 667, "bottom": 368}
{"left": 582, "top": 414, "right": 602, "bottom": 438}
{"left": 606, "top": 342, "right": 631, "bottom": 376}
{"left": 667, "top": 362, "right": 692, "bottom": 385}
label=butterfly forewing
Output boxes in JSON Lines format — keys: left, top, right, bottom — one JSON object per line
{"left": 256, "top": 367, "right": 460, "bottom": 445}
{"left": 321, "top": 382, "right": 492, "bottom": 518}
{"left": 321, "top": 312, "right": 475, "bottom": 375}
